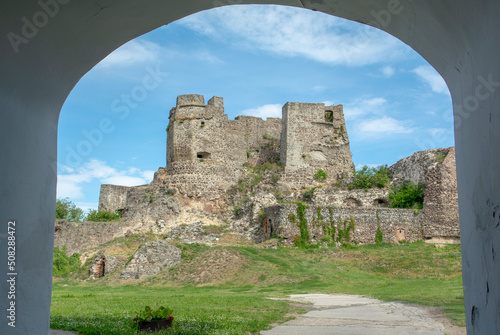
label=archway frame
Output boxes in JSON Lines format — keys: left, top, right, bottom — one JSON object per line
{"left": 1, "top": 1, "right": 499, "bottom": 334}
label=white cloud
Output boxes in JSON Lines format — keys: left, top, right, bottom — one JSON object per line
{"left": 57, "top": 159, "right": 154, "bottom": 200}
{"left": 343, "top": 97, "right": 387, "bottom": 120}
{"left": 382, "top": 66, "right": 395, "bottom": 78}
{"left": 98, "top": 40, "right": 161, "bottom": 68}
{"left": 355, "top": 117, "right": 413, "bottom": 139}
{"left": 194, "top": 50, "right": 224, "bottom": 64}
{"left": 412, "top": 65, "right": 449, "bottom": 94}
{"left": 178, "top": 5, "right": 409, "bottom": 66}
{"left": 312, "top": 85, "right": 327, "bottom": 93}
{"left": 240, "top": 104, "right": 282, "bottom": 119}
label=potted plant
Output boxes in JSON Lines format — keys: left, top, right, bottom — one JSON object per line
{"left": 133, "top": 305, "right": 174, "bottom": 333}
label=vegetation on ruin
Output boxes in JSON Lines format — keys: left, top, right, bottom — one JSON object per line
{"left": 436, "top": 152, "right": 447, "bottom": 164}
{"left": 86, "top": 209, "right": 123, "bottom": 222}
{"left": 388, "top": 181, "right": 425, "bottom": 209}
{"left": 50, "top": 239, "right": 465, "bottom": 334}
{"left": 375, "top": 225, "right": 384, "bottom": 244}
{"left": 293, "top": 202, "right": 310, "bottom": 248}
{"left": 348, "top": 165, "right": 390, "bottom": 190}
{"left": 302, "top": 185, "right": 321, "bottom": 201}
{"left": 313, "top": 168, "right": 328, "bottom": 181}
{"left": 262, "top": 133, "right": 279, "bottom": 141}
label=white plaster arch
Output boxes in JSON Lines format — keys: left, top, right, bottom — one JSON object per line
{"left": 1, "top": 1, "right": 499, "bottom": 334}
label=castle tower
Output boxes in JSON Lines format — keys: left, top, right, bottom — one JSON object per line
{"left": 166, "top": 94, "right": 225, "bottom": 170}
{"left": 280, "top": 102, "right": 354, "bottom": 182}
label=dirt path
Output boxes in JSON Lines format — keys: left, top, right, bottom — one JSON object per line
{"left": 261, "top": 294, "right": 466, "bottom": 335}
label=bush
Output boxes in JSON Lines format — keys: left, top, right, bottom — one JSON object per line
{"left": 388, "top": 182, "right": 424, "bottom": 209}
{"left": 55, "top": 198, "right": 85, "bottom": 222}
{"left": 53, "top": 246, "right": 81, "bottom": 277}
{"left": 313, "top": 169, "right": 328, "bottom": 181}
{"left": 302, "top": 186, "right": 321, "bottom": 202}
{"left": 349, "top": 165, "right": 390, "bottom": 190}
{"left": 86, "top": 210, "right": 122, "bottom": 222}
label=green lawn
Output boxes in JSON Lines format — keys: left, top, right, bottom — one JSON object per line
{"left": 51, "top": 241, "right": 465, "bottom": 334}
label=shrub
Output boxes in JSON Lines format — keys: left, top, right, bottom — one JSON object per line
{"left": 53, "top": 246, "right": 81, "bottom": 277}
{"left": 313, "top": 169, "right": 328, "bottom": 182}
{"left": 55, "top": 198, "right": 85, "bottom": 222}
{"left": 349, "top": 165, "right": 390, "bottom": 190}
{"left": 302, "top": 186, "right": 321, "bottom": 202}
{"left": 86, "top": 210, "right": 122, "bottom": 222}
{"left": 388, "top": 182, "right": 424, "bottom": 209}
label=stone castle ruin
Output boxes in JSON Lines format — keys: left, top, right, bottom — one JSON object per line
{"left": 60, "top": 94, "right": 460, "bottom": 254}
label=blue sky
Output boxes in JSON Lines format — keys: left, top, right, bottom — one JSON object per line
{"left": 57, "top": 5, "right": 453, "bottom": 211}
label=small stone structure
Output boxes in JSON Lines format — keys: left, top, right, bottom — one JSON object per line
{"left": 89, "top": 254, "right": 120, "bottom": 279}
{"left": 120, "top": 241, "right": 181, "bottom": 279}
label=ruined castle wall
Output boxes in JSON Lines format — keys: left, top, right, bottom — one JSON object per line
{"left": 422, "top": 147, "right": 460, "bottom": 238}
{"left": 389, "top": 147, "right": 451, "bottom": 186}
{"left": 265, "top": 204, "right": 423, "bottom": 245}
{"left": 98, "top": 184, "right": 131, "bottom": 212}
{"left": 229, "top": 116, "right": 281, "bottom": 165}
{"left": 280, "top": 102, "right": 353, "bottom": 184}
{"left": 158, "top": 95, "right": 284, "bottom": 199}
{"left": 389, "top": 147, "right": 459, "bottom": 239}
{"left": 54, "top": 220, "right": 134, "bottom": 256}
{"left": 312, "top": 188, "right": 390, "bottom": 208}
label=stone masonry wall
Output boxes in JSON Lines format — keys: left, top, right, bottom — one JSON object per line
{"left": 312, "top": 188, "right": 390, "bottom": 208}
{"left": 265, "top": 204, "right": 423, "bottom": 245}
{"left": 389, "top": 146, "right": 459, "bottom": 239}
{"left": 280, "top": 102, "right": 353, "bottom": 185}
{"left": 155, "top": 94, "right": 282, "bottom": 199}
{"left": 98, "top": 185, "right": 131, "bottom": 212}
{"left": 422, "top": 147, "right": 460, "bottom": 238}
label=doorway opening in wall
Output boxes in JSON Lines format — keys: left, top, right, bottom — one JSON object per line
{"left": 197, "top": 152, "right": 211, "bottom": 159}
{"left": 52, "top": 4, "right": 460, "bottom": 335}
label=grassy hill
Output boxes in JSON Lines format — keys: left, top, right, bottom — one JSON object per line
{"left": 51, "top": 238, "right": 464, "bottom": 334}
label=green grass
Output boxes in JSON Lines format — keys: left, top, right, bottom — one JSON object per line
{"left": 51, "top": 241, "right": 465, "bottom": 334}
{"left": 50, "top": 285, "right": 294, "bottom": 335}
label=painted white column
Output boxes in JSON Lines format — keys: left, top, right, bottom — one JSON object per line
{"left": 0, "top": 97, "right": 58, "bottom": 334}
{"left": 452, "top": 45, "right": 500, "bottom": 335}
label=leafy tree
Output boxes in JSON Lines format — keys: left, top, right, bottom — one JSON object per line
{"left": 388, "top": 182, "right": 425, "bottom": 209}
{"left": 55, "top": 198, "right": 85, "bottom": 222}
{"left": 349, "top": 165, "right": 390, "bottom": 190}
{"left": 86, "top": 209, "right": 122, "bottom": 222}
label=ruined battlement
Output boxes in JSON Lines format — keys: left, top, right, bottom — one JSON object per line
{"left": 160, "top": 95, "right": 354, "bottom": 198}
